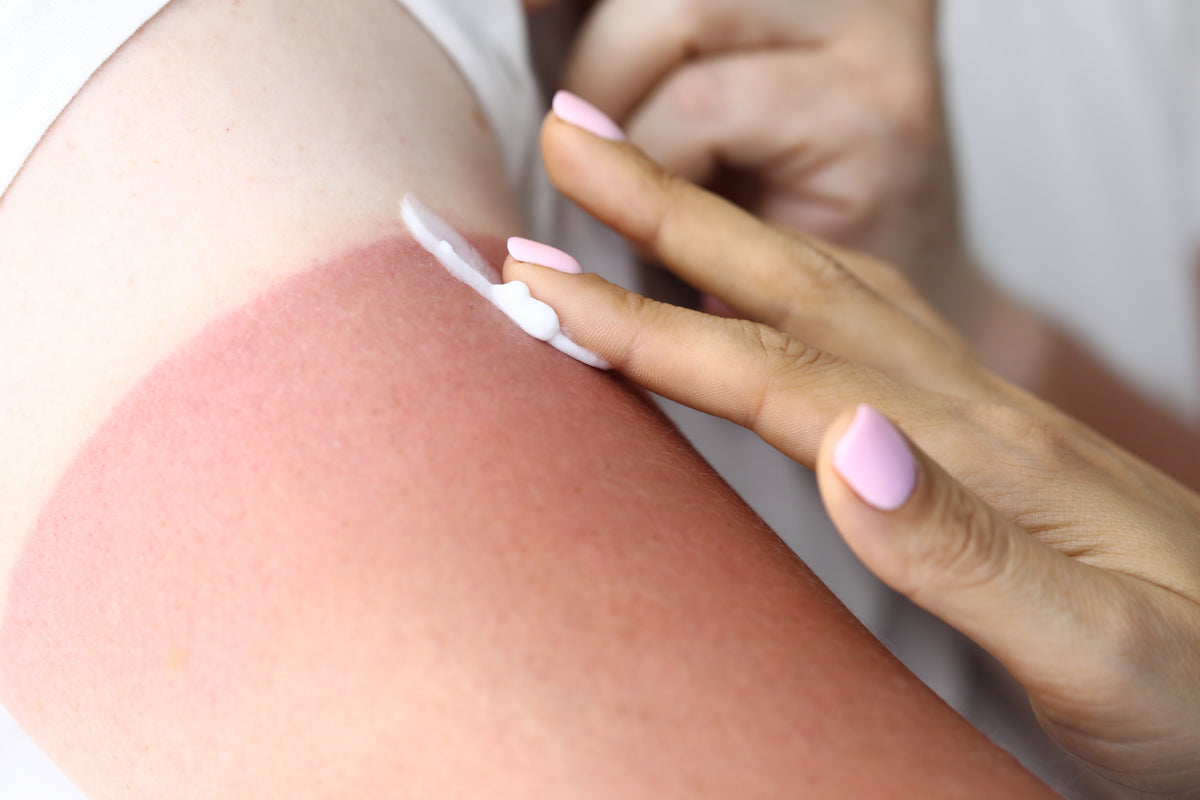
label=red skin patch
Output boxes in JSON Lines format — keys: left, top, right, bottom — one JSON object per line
{"left": 0, "top": 234, "right": 746, "bottom": 793}
{"left": 0, "top": 236, "right": 1054, "bottom": 797}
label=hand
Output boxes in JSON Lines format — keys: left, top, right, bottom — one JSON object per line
{"left": 504, "top": 109, "right": 1200, "bottom": 798}
{"left": 563, "top": 0, "right": 962, "bottom": 285}
{"left": 562, "top": 2, "right": 1200, "bottom": 492}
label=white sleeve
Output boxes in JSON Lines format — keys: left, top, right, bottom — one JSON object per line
{"left": 394, "top": 0, "right": 542, "bottom": 193}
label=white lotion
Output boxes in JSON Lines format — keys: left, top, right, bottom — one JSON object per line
{"left": 401, "top": 194, "right": 611, "bottom": 370}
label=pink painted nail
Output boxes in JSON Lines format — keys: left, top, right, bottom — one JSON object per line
{"left": 700, "top": 294, "right": 739, "bottom": 319}
{"left": 552, "top": 90, "right": 626, "bottom": 142}
{"left": 507, "top": 237, "right": 583, "bottom": 274}
{"left": 832, "top": 405, "right": 917, "bottom": 512}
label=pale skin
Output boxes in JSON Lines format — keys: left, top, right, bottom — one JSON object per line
{"left": 505, "top": 109, "right": 1200, "bottom": 799}
{"left": 0, "top": 0, "right": 1061, "bottom": 797}
{"left": 559, "top": 0, "right": 1200, "bottom": 491}
{"left": 0, "top": 0, "right": 521, "bottom": 607}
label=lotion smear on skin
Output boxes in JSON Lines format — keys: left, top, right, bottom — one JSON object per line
{"left": 400, "top": 194, "right": 610, "bottom": 369}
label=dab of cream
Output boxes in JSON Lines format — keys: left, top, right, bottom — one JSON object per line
{"left": 400, "top": 194, "right": 610, "bottom": 370}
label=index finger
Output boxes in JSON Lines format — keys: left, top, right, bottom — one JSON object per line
{"left": 546, "top": 110, "right": 859, "bottom": 319}
{"left": 504, "top": 257, "right": 923, "bottom": 466}
{"left": 540, "top": 110, "right": 947, "bottom": 363}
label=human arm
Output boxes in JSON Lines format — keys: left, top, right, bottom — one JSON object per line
{"left": 506, "top": 107, "right": 1200, "bottom": 797}
{"left": 0, "top": 1, "right": 1060, "bottom": 797}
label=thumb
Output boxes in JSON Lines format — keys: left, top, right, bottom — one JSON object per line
{"left": 815, "top": 404, "right": 1110, "bottom": 696}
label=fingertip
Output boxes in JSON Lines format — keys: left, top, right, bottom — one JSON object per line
{"left": 500, "top": 253, "right": 522, "bottom": 284}
{"left": 816, "top": 404, "right": 923, "bottom": 579}
{"left": 507, "top": 237, "right": 583, "bottom": 275}
{"left": 830, "top": 405, "right": 918, "bottom": 513}
{"left": 503, "top": 259, "right": 616, "bottom": 323}
{"left": 538, "top": 111, "right": 605, "bottom": 193}
{"left": 816, "top": 407, "right": 872, "bottom": 515}
{"left": 551, "top": 90, "right": 628, "bottom": 142}
{"left": 503, "top": 256, "right": 566, "bottom": 289}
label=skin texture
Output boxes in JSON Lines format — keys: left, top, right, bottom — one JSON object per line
{"left": 1, "top": 233, "right": 1060, "bottom": 798}
{"left": 0, "top": 0, "right": 1063, "bottom": 795}
{"left": 506, "top": 109, "right": 1200, "bottom": 798}
{"left": 0, "top": 0, "right": 517, "bottom": 608}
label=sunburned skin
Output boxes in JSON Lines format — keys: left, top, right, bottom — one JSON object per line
{"left": 0, "top": 234, "right": 1059, "bottom": 797}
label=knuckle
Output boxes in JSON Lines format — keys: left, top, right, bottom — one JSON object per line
{"left": 658, "top": 61, "right": 725, "bottom": 121}
{"left": 783, "top": 238, "right": 861, "bottom": 297}
{"left": 736, "top": 322, "right": 832, "bottom": 433}
{"left": 661, "top": 0, "right": 724, "bottom": 50}
{"left": 964, "top": 402, "right": 1040, "bottom": 440}
{"left": 745, "top": 322, "right": 826, "bottom": 373}
{"left": 646, "top": 166, "right": 695, "bottom": 252}
{"left": 909, "top": 476, "right": 1011, "bottom": 598}
{"left": 870, "top": 67, "right": 938, "bottom": 143}
{"left": 965, "top": 402, "right": 1088, "bottom": 475}
{"left": 652, "top": 158, "right": 691, "bottom": 204}
{"left": 613, "top": 287, "right": 671, "bottom": 366}
{"left": 840, "top": 37, "right": 941, "bottom": 147}
{"left": 885, "top": 67, "right": 944, "bottom": 147}
{"left": 859, "top": 252, "right": 917, "bottom": 297}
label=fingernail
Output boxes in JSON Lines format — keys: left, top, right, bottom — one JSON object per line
{"left": 507, "top": 237, "right": 583, "bottom": 274}
{"left": 700, "top": 294, "right": 739, "bottom": 319}
{"left": 832, "top": 405, "right": 917, "bottom": 512}
{"left": 551, "top": 90, "right": 626, "bottom": 142}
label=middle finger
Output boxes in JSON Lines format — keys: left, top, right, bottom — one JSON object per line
{"left": 540, "top": 110, "right": 982, "bottom": 396}
{"left": 503, "top": 257, "right": 945, "bottom": 465}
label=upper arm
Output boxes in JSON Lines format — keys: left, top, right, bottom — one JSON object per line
{"left": 0, "top": 2, "right": 1060, "bottom": 797}
{"left": 0, "top": 0, "right": 518, "bottom": 591}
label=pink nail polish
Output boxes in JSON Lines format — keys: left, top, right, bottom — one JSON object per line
{"left": 832, "top": 405, "right": 917, "bottom": 512}
{"left": 552, "top": 90, "right": 626, "bottom": 142}
{"left": 507, "top": 237, "right": 583, "bottom": 274}
{"left": 700, "top": 294, "right": 739, "bottom": 319}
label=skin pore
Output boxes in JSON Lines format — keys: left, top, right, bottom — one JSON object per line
{"left": 0, "top": 0, "right": 1061, "bottom": 796}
